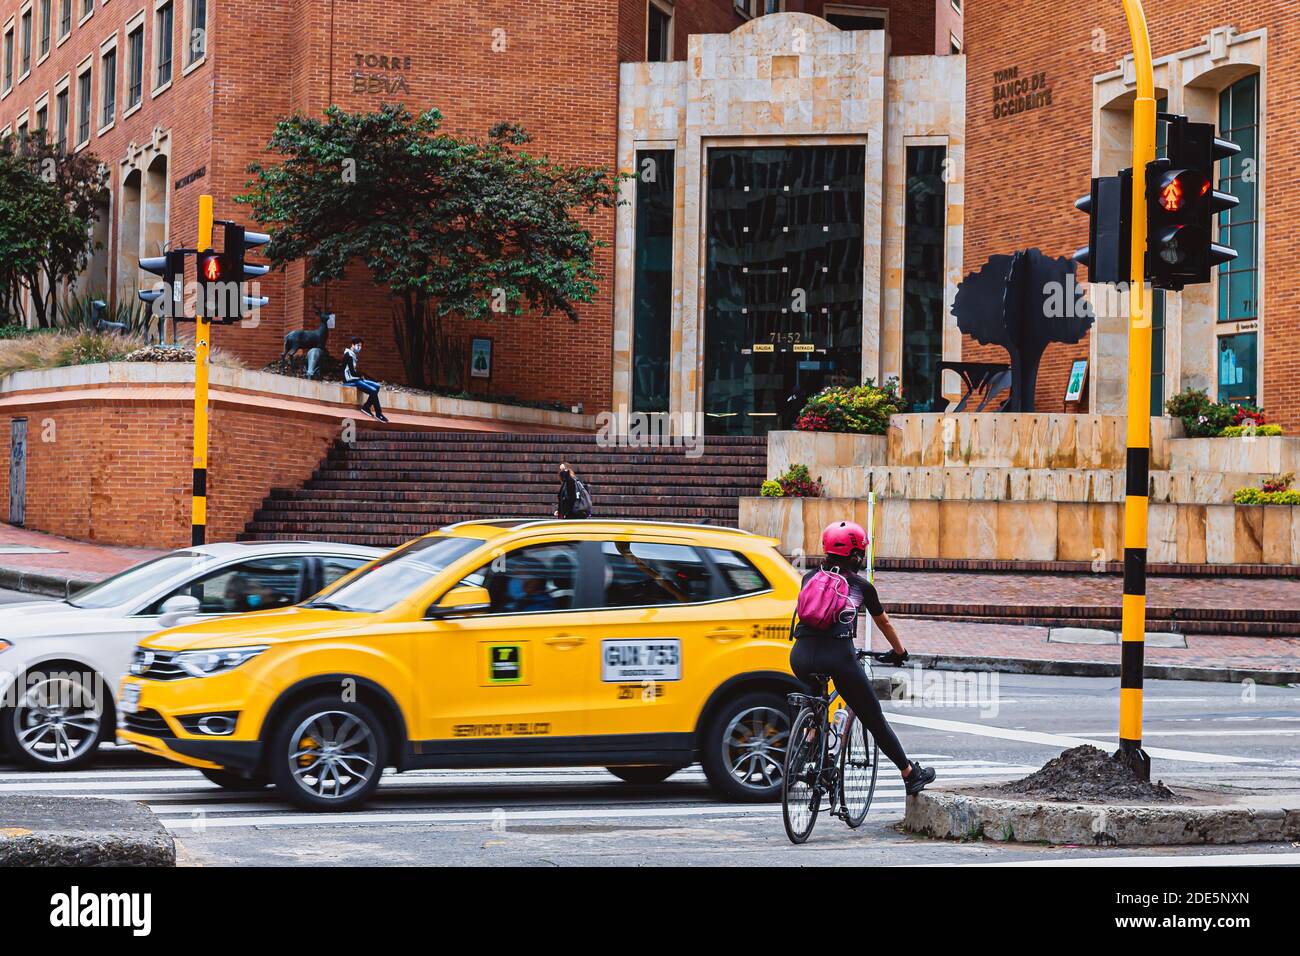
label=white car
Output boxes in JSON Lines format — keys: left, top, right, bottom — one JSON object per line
{"left": 0, "top": 541, "right": 384, "bottom": 771}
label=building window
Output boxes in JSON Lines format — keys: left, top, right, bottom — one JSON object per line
{"left": 155, "top": 1, "right": 173, "bottom": 89}
{"left": 632, "top": 149, "right": 674, "bottom": 414}
{"left": 735, "top": 1, "right": 783, "bottom": 18}
{"left": 1218, "top": 332, "right": 1256, "bottom": 406}
{"left": 3, "top": 27, "right": 13, "bottom": 93}
{"left": 20, "top": 9, "right": 31, "bottom": 78}
{"left": 1217, "top": 74, "right": 1258, "bottom": 324}
{"left": 951, "top": 0, "right": 963, "bottom": 12}
{"left": 54, "top": 87, "right": 66, "bottom": 152}
{"left": 38, "top": 0, "right": 49, "bottom": 59}
{"left": 34, "top": 101, "right": 46, "bottom": 139}
{"left": 127, "top": 23, "right": 144, "bottom": 107}
{"left": 186, "top": 0, "right": 205, "bottom": 65}
{"left": 823, "top": 4, "right": 886, "bottom": 31}
{"left": 646, "top": 0, "right": 672, "bottom": 63}
{"left": 949, "top": 33, "right": 962, "bottom": 55}
{"left": 101, "top": 46, "right": 115, "bottom": 127}
{"left": 902, "top": 145, "right": 947, "bottom": 412}
{"left": 78, "top": 0, "right": 91, "bottom": 21}
{"left": 59, "top": 0, "right": 69, "bottom": 38}
{"left": 16, "top": 115, "right": 28, "bottom": 146}
{"left": 76, "top": 67, "right": 90, "bottom": 145}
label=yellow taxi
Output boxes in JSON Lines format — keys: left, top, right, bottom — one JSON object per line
{"left": 117, "top": 519, "right": 804, "bottom": 810}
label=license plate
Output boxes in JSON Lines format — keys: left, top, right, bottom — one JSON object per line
{"left": 119, "top": 683, "right": 141, "bottom": 715}
{"left": 602, "top": 639, "right": 681, "bottom": 682}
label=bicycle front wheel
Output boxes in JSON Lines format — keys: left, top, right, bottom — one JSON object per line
{"left": 838, "top": 713, "right": 879, "bottom": 829}
{"left": 781, "top": 708, "right": 823, "bottom": 845}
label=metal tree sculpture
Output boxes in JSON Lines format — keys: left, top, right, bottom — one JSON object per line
{"left": 952, "top": 248, "right": 1094, "bottom": 413}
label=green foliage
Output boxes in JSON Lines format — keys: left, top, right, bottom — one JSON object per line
{"left": 1232, "top": 488, "right": 1300, "bottom": 506}
{"left": 1220, "top": 423, "right": 1282, "bottom": 438}
{"left": 760, "top": 479, "right": 784, "bottom": 498}
{"left": 237, "top": 105, "right": 624, "bottom": 389}
{"left": 0, "top": 134, "right": 110, "bottom": 328}
{"left": 1164, "top": 387, "right": 1239, "bottom": 438}
{"left": 0, "top": 330, "right": 241, "bottom": 378}
{"left": 795, "top": 378, "right": 904, "bottom": 435}
{"left": 56, "top": 289, "right": 157, "bottom": 339}
{"left": 774, "top": 463, "right": 822, "bottom": 498}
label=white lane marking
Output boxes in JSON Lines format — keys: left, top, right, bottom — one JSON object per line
{"left": 162, "top": 801, "right": 908, "bottom": 829}
{"left": 884, "top": 713, "right": 1262, "bottom": 764}
{"left": 956, "top": 851, "right": 1300, "bottom": 868}
{"left": 1058, "top": 729, "right": 1300, "bottom": 738}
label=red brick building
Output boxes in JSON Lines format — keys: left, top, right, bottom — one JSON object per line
{"left": 963, "top": 1, "right": 1295, "bottom": 430}
{"left": 0, "top": 0, "right": 961, "bottom": 419}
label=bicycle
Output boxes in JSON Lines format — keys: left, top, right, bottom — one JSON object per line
{"left": 781, "top": 649, "right": 884, "bottom": 845}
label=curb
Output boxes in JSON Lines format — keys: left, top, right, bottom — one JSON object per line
{"left": 901, "top": 653, "right": 1300, "bottom": 686}
{"left": 904, "top": 789, "right": 1300, "bottom": 846}
{"left": 0, "top": 797, "right": 175, "bottom": 867}
{"left": 0, "top": 566, "right": 97, "bottom": 599}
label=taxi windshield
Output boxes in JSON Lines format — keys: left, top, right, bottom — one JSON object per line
{"left": 305, "top": 535, "right": 482, "bottom": 613}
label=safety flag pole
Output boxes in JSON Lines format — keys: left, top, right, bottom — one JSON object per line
{"left": 1117, "top": 0, "right": 1155, "bottom": 781}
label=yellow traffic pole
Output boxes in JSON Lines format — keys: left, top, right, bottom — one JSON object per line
{"left": 191, "top": 194, "right": 214, "bottom": 546}
{"left": 1117, "top": 0, "right": 1155, "bottom": 781}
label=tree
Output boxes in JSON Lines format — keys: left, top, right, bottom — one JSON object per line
{"left": 0, "top": 134, "right": 109, "bottom": 327}
{"left": 237, "top": 105, "right": 623, "bottom": 388}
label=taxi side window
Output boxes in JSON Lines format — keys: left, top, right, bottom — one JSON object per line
{"left": 459, "top": 543, "right": 581, "bottom": 614}
{"left": 705, "top": 548, "right": 770, "bottom": 597}
{"left": 144, "top": 558, "right": 306, "bottom": 615}
{"left": 601, "top": 541, "right": 712, "bottom": 607}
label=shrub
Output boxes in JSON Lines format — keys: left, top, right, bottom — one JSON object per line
{"left": 774, "top": 463, "right": 822, "bottom": 498}
{"left": 795, "top": 378, "right": 904, "bottom": 435}
{"left": 760, "top": 479, "right": 783, "bottom": 498}
{"left": 0, "top": 330, "right": 243, "bottom": 379}
{"left": 1232, "top": 488, "right": 1300, "bottom": 506}
{"left": 1262, "top": 472, "right": 1295, "bottom": 494}
{"left": 1220, "top": 423, "right": 1282, "bottom": 438}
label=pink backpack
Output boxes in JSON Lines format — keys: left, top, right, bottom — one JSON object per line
{"left": 794, "top": 569, "right": 850, "bottom": 632}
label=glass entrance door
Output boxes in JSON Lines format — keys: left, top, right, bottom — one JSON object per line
{"left": 703, "top": 146, "right": 865, "bottom": 436}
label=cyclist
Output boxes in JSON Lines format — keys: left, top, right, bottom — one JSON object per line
{"left": 790, "top": 520, "right": 936, "bottom": 796}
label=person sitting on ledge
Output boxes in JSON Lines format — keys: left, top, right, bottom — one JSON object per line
{"left": 341, "top": 336, "right": 389, "bottom": 423}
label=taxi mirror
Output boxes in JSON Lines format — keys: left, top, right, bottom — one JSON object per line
{"left": 426, "top": 585, "right": 491, "bottom": 619}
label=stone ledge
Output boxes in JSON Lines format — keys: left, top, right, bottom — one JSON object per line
{"left": 903, "top": 788, "right": 1300, "bottom": 846}
{"left": 0, "top": 796, "right": 175, "bottom": 866}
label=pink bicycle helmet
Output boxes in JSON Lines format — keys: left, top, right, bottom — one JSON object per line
{"left": 822, "top": 520, "right": 868, "bottom": 558}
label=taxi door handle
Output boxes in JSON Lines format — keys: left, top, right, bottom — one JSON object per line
{"left": 545, "top": 634, "right": 586, "bottom": 649}
{"left": 708, "top": 628, "right": 745, "bottom": 643}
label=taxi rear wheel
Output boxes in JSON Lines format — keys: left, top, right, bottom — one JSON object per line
{"left": 701, "top": 690, "right": 791, "bottom": 802}
{"left": 606, "top": 765, "right": 683, "bottom": 785}
{"left": 268, "top": 697, "right": 388, "bottom": 811}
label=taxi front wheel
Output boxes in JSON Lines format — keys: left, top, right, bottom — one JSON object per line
{"left": 701, "top": 690, "right": 791, "bottom": 802}
{"left": 268, "top": 696, "right": 388, "bottom": 811}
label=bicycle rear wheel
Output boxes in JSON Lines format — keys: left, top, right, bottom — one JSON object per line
{"left": 781, "top": 708, "right": 823, "bottom": 844}
{"left": 838, "top": 713, "right": 879, "bottom": 829}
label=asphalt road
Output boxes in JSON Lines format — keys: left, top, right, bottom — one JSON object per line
{"left": 2, "top": 667, "right": 1297, "bottom": 866}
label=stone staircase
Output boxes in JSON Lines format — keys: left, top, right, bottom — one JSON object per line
{"left": 239, "top": 432, "right": 768, "bottom": 548}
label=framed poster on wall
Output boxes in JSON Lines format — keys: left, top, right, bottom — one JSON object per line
{"left": 1064, "top": 359, "right": 1088, "bottom": 403}
{"left": 470, "top": 337, "right": 492, "bottom": 379}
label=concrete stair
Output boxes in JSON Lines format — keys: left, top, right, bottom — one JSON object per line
{"left": 239, "top": 432, "right": 767, "bottom": 548}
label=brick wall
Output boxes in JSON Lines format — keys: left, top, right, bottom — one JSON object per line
{"left": 964, "top": 1, "right": 1297, "bottom": 429}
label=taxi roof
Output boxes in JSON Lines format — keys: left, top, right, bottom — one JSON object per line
{"left": 437, "top": 518, "right": 771, "bottom": 546}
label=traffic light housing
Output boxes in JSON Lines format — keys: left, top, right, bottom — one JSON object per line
{"left": 138, "top": 250, "right": 186, "bottom": 319}
{"left": 1145, "top": 114, "right": 1240, "bottom": 290}
{"left": 215, "top": 222, "right": 271, "bottom": 319}
{"left": 195, "top": 247, "right": 225, "bottom": 318}
{"left": 1074, "top": 170, "right": 1132, "bottom": 285}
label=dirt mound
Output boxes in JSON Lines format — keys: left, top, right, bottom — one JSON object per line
{"left": 993, "top": 745, "right": 1179, "bottom": 803}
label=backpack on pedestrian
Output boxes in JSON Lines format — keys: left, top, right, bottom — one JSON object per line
{"left": 790, "top": 568, "right": 849, "bottom": 636}
{"left": 572, "top": 478, "right": 593, "bottom": 517}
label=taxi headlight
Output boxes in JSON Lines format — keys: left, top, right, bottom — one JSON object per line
{"left": 172, "top": 646, "right": 269, "bottom": 678}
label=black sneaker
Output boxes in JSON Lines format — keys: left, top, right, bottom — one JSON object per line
{"left": 904, "top": 761, "right": 936, "bottom": 796}
{"left": 376, "top": 412, "right": 390, "bottom": 423}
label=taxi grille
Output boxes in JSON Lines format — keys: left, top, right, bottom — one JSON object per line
{"left": 122, "top": 709, "right": 175, "bottom": 739}
{"left": 130, "top": 649, "right": 187, "bottom": 681}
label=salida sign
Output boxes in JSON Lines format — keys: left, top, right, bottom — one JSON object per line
{"left": 350, "top": 52, "right": 413, "bottom": 96}
{"left": 991, "top": 66, "right": 1052, "bottom": 119}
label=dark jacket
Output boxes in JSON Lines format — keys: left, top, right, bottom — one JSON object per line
{"left": 557, "top": 472, "right": 578, "bottom": 518}
{"left": 792, "top": 561, "right": 883, "bottom": 640}
{"left": 341, "top": 347, "right": 361, "bottom": 383}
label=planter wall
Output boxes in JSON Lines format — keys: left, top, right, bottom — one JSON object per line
{"left": 1170, "top": 436, "right": 1300, "bottom": 475}
{"left": 766, "top": 430, "right": 887, "bottom": 479}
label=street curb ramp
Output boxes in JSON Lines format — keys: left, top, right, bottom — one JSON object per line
{"left": 0, "top": 797, "right": 175, "bottom": 866}
{"left": 0, "top": 567, "right": 97, "bottom": 599}
{"left": 903, "top": 790, "right": 1300, "bottom": 846}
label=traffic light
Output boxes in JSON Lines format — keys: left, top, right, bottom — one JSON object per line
{"left": 1074, "top": 170, "right": 1132, "bottom": 284}
{"left": 138, "top": 250, "right": 186, "bottom": 319}
{"left": 220, "top": 222, "right": 271, "bottom": 319}
{"left": 195, "top": 247, "right": 224, "bottom": 318}
{"left": 1145, "top": 114, "right": 1240, "bottom": 290}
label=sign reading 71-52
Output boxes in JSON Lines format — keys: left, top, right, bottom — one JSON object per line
{"left": 602, "top": 639, "right": 681, "bottom": 683}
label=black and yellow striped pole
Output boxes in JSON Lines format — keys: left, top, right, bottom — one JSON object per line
{"left": 191, "top": 194, "right": 214, "bottom": 546}
{"left": 1117, "top": 0, "right": 1154, "bottom": 781}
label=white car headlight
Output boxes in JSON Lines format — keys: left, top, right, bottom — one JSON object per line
{"left": 172, "top": 646, "right": 269, "bottom": 678}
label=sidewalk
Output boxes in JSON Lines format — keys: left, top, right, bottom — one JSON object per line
{"left": 0, "top": 524, "right": 166, "bottom": 596}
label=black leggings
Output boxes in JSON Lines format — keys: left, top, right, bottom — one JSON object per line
{"left": 790, "top": 637, "right": 910, "bottom": 773}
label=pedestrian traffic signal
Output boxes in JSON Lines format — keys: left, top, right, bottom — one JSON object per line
{"left": 215, "top": 222, "right": 271, "bottom": 320}
{"left": 138, "top": 250, "right": 186, "bottom": 318}
{"left": 195, "top": 248, "right": 224, "bottom": 319}
{"left": 1073, "top": 170, "right": 1132, "bottom": 285}
{"left": 1145, "top": 114, "right": 1240, "bottom": 290}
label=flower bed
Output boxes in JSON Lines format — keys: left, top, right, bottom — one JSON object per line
{"left": 795, "top": 378, "right": 904, "bottom": 435}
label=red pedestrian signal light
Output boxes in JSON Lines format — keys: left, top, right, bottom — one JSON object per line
{"left": 1158, "top": 176, "right": 1183, "bottom": 212}
{"left": 203, "top": 255, "right": 222, "bottom": 282}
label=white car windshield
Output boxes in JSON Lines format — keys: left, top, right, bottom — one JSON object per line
{"left": 305, "top": 536, "right": 482, "bottom": 613}
{"left": 65, "top": 551, "right": 215, "bottom": 610}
